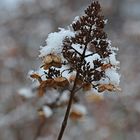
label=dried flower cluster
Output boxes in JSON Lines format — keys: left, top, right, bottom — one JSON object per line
{"left": 19, "top": 1, "right": 120, "bottom": 140}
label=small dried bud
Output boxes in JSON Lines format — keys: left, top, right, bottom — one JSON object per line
{"left": 101, "top": 64, "right": 112, "bottom": 70}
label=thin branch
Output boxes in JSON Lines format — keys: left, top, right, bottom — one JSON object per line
{"left": 57, "top": 72, "right": 79, "bottom": 140}
{"left": 85, "top": 52, "right": 95, "bottom": 57}
{"left": 70, "top": 46, "right": 82, "bottom": 56}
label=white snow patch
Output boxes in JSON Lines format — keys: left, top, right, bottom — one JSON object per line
{"left": 109, "top": 52, "right": 120, "bottom": 66}
{"left": 85, "top": 53, "right": 101, "bottom": 68}
{"left": 39, "top": 28, "right": 74, "bottom": 57}
{"left": 72, "top": 44, "right": 83, "bottom": 54}
{"left": 105, "top": 68, "right": 120, "bottom": 85}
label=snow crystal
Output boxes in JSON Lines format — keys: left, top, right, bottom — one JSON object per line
{"left": 18, "top": 88, "right": 34, "bottom": 98}
{"left": 39, "top": 28, "right": 74, "bottom": 57}
{"left": 105, "top": 68, "right": 120, "bottom": 85}
{"left": 43, "top": 106, "right": 53, "bottom": 118}
{"left": 72, "top": 104, "right": 87, "bottom": 115}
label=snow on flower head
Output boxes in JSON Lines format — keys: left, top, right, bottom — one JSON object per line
{"left": 39, "top": 28, "right": 74, "bottom": 57}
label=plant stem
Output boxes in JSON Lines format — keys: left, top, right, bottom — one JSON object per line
{"left": 57, "top": 72, "right": 79, "bottom": 140}
{"left": 57, "top": 31, "right": 89, "bottom": 140}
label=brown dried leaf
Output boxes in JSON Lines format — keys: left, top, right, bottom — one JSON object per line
{"left": 38, "top": 79, "right": 55, "bottom": 97}
{"left": 30, "top": 73, "right": 42, "bottom": 83}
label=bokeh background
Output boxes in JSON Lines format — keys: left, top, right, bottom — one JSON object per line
{"left": 0, "top": 0, "right": 140, "bottom": 140}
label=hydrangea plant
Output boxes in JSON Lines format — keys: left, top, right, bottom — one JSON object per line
{"left": 20, "top": 1, "right": 120, "bottom": 140}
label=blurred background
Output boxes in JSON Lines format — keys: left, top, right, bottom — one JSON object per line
{"left": 0, "top": 0, "right": 140, "bottom": 140}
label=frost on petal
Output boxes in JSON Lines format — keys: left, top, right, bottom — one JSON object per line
{"left": 105, "top": 68, "right": 120, "bottom": 85}
{"left": 42, "top": 106, "right": 53, "bottom": 118}
{"left": 39, "top": 28, "right": 74, "bottom": 57}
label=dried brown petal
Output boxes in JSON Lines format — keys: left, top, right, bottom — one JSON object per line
{"left": 98, "top": 84, "right": 115, "bottom": 92}
{"left": 52, "top": 62, "right": 62, "bottom": 68}
{"left": 30, "top": 73, "right": 42, "bottom": 83}
{"left": 43, "top": 64, "right": 52, "bottom": 70}
{"left": 52, "top": 55, "right": 61, "bottom": 63}
{"left": 43, "top": 55, "right": 53, "bottom": 64}
{"left": 54, "top": 77, "right": 69, "bottom": 87}
{"left": 38, "top": 79, "right": 55, "bottom": 97}
{"left": 42, "top": 54, "right": 62, "bottom": 69}
{"left": 101, "top": 64, "right": 112, "bottom": 70}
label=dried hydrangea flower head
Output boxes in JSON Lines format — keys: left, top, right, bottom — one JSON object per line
{"left": 62, "top": 1, "right": 120, "bottom": 94}
{"left": 25, "top": 1, "right": 120, "bottom": 140}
